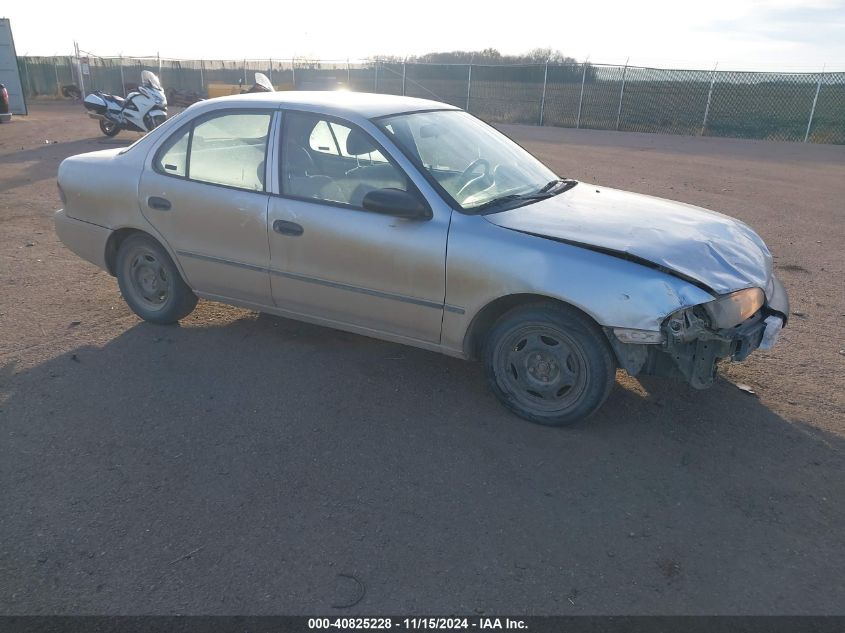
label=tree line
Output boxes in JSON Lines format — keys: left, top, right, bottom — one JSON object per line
{"left": 371, "top": 48, "right": 596, "bottom": 82}
{"left": 374, "top": 48, "right": 579, "bottom": 65}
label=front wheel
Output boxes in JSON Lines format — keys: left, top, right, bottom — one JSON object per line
{"left": 116, "top": 234, "right": 197, "bottom": 324}
{"left": 484, "top": 303, "right": 616, "bottom": 426}
{"left": 99, "top": 119, "right": 120, "bottom": 137}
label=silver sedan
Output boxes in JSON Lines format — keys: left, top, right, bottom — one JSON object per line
{"left": 55, "top": 92, "right": 789, "bottom": 425}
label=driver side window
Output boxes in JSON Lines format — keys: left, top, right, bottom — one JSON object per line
{"left": 282, "top": 111, "right": 408, "bottom": 209}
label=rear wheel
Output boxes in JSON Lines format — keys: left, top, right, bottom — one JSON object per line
{"left": 116, "top": 234, "right": 197, "bottom": 324}
{"left": 99, "top": 119, "right": 120, "bottom": 137}
{"left": 484, "top": 303, "right": 616, "bottom": 426}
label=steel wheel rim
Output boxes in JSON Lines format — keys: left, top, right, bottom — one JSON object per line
{"left": 127, "top": 248, "right": 170, "bottom": 310}
{"left": 494, "top": 324, "right": 589, "bottom": 414}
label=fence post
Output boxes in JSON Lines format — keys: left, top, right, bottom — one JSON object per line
{"left": 804, "top": 67, "right": 824, "bottom": 143}
{"left": 347, "top": 59, "right": 351, "bottom": 86}
{"left": 575, "top": 61, "right": 587, "bottom": 128}
{"left": 157, "top": 52, "right": 161, "bottom": 77}
{"left": 269, "top": 58, "right": 273, "bottom": 85}
{"left": 199, "top": 59, "right": 204, "bottom": 93}
{"left": 54, "top": 59, "right": 61, "bottom": 97}
{"left": 119, "top": 55, "right": 126, "bottom": 97}
{"left": 291, "top": 59, "right": 296, "bottom": 88}
{"left": 374, "top": 60, "right": 379, "bottom": 91}
{"left": 539, "top": 60, "right": 549, "bottom": 126}
{"left": 466, "top": 63, "right": 472, "bottom": 111}
{"left": 74, "top": 42, "right": 86, "bottom": 97}
{"left": 243, "top": 59, "right": 247, "bottom": 85}
{"left": 402, "top": 60, "right": 407, "bottom": 96}
{"left": 615, "top": 58, "right": 629, "bottom": 131}
{"left": 701, "top": 62, "right": 718, "bottom": 136}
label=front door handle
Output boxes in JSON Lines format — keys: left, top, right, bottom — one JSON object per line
{"left": 273, "top": 220, "right": 304, "bottom": 236}
{"left": 148, "top": 196, "right": 171, "bottom": 211}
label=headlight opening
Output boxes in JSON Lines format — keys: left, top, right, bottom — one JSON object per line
{"left": 704, "top": 287, "right": 765, "bottom": 329}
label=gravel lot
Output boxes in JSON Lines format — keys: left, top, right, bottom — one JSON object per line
{"left": 1, "top": 102, "right": 844, "bottom": 615}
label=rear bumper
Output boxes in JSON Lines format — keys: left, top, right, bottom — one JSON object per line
{"left": 0, "top": 112, "right": 11, "bottom": 122}
{"left": 54, "top": 209, "right": 111, "bottom": 271}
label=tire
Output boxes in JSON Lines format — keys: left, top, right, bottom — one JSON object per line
{"left": 116, "top": 234, "right": 197, "bottom": 324}
{"left": 483, "top": 302, "right": 616, "bottom": 426}
{"left": 99, "top": 119, "right": 120, "bottom": 137}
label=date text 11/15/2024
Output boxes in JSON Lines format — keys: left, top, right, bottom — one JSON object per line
{"left": 307, "top": 617, "right": 528, "bottom": 630}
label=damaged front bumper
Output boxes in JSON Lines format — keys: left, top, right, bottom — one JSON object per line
{"left": 608, "top": 275, "right": 789, "bottom": 389}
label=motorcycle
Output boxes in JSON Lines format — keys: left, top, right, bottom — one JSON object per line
{"left": 83, "top": 70, "right": 167, "bottom": 137}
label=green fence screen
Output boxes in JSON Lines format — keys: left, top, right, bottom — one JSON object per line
{"left": 16, "top": 56, "right": 845, "bottom": 144}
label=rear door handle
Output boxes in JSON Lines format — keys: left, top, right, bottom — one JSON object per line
{"left": 148, "top": 196, "right": 171, "bottom": 211}
{"left": 273, "top": 220, "right": 304, "bottom": 236}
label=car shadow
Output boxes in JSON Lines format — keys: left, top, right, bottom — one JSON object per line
{"left": 0, "top": 137, "right": 139, "bottom": 193}
{"left": 1, "top": 312, "right": 843, "bottom": 614}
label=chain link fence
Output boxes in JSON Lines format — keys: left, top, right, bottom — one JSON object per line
{"left": 16, "top": 55, "right": 845, "bottom": 144}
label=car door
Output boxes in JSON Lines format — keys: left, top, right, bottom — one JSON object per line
{"left": 266, "top": 110, "right": 449, "bottom": 343}
{"left": 138, "top": 108, "right": 277, "bottom": 305}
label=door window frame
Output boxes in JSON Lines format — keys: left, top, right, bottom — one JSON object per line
{"left": 276, "top": 108, "right": 431, "bottom": 217}
{"left": 151, "top": 107, "right": 277, "bottom": 194}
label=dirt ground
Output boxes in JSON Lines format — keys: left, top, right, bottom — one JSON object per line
{"left": 1, "top": 102, "right": 844, "bottom": 615}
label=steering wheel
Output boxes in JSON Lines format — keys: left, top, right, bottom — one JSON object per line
{"left": 456, "top": 158, "right": 491, "bottom": 200}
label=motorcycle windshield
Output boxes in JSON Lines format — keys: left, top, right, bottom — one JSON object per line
{"left": 141, "top": 70, "right": 162, "bottom": 90}
{"left": 254, "top": 73, "right": 274, "bottom": 92}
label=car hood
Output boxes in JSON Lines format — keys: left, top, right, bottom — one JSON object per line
{"left": 482, "top": 183, "right": 772, "bottom": 295}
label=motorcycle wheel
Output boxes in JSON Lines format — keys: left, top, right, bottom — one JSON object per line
{"left": 150, "top": 115, "right": 167, "bottom": 129}
{"left": 99, "top": 119, "right": 120, "bottom": 137}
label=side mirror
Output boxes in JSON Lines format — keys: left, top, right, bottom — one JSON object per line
{"left": 361, "top": 188, "right": 432, "bottom": 220}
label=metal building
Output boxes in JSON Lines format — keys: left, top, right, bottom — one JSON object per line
{"left": 0, "top": 18, "right": 26, "bottom": 114}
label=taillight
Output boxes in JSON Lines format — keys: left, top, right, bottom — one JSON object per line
{"left": 1, "top": 86, "right": 8, "bottom": 103}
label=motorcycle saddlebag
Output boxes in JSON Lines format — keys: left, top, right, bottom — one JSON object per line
{"left": 83, "top": 93, "right": 108, "bottom": 115}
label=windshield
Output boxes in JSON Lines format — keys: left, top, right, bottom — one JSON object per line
{"left": 141, "top": 70, "right": 162, "bottom": 90}
{"left": 254, "top": 73, "right": 274, "bottom": 91}
{"left": 377, "top": 110, "right": 559, "bottom": 211}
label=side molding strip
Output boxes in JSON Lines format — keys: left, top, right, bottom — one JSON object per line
{"left": 175, "top": 250, "right": 465, "bottom": 314}
{"left": 176, "top": 250, "right": 266, "bottom": 273}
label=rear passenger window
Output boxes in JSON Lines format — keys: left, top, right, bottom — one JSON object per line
{"left": 282, "top": 112, "right": 407, "bottom": 208}
{"left": 190, "top": 113, "right": 272, "bottom": 191}
{"left": 154, "top": 111, "right": 273, "bottom": 192}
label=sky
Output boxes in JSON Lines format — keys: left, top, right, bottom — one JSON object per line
{"left": 4, "top": 0, "right": 845, "bottom": 71}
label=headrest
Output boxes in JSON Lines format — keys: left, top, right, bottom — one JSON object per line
{"left": 346, "top": 129, "right": 377, "bottom": 156}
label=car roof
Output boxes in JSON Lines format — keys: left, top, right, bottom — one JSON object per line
{"left": 197, "top": 90, "right": 460, "bottom": 119}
